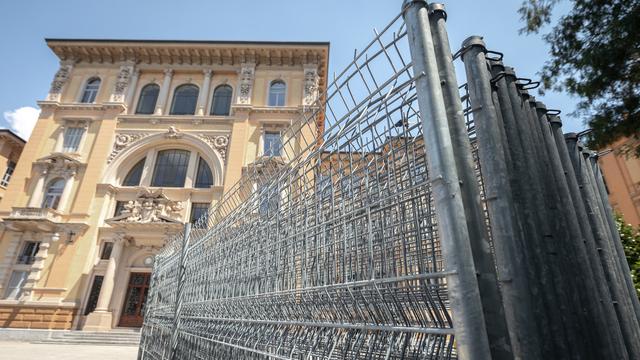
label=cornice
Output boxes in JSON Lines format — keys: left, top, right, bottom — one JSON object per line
{"left": 37, "top": 101, "right": 126, "bottom": 112}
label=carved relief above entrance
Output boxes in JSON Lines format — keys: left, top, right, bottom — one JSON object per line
{"left": 108, "top": 189, "right": 183, "bottom": 224}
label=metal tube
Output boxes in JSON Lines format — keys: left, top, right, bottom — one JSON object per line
{"left": 460, "top": 36, "right": 538, "bottom": 359}
{"left": 502, "top": 71, "right": 571, "bottom": 358}
{"left": 489, "top": 61, "right": 554, "bottom": 358}
{"left": 534, "top": 105, "right": 616, "bottom": 358}
{"left": 170, "top": 224, "right": 192, "bottom": 360}
{"left": 589, "top": 154, "right": 640, "bottom": 321}
{"left": 428, "top": 8, "right": 512, "bottom": 359}
{"left": 403, "top": 1, "right": 492, "bottom": 358}
{"left": 549, "top": 118, "right": 629, "bottom": 359}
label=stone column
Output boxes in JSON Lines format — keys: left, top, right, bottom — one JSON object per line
{"left": 54, "top": 125, "right": 65, "bottom": 153}
{"left": 155, "top": 69, "right": 174, "bottom": 115}
{"left": 20, "top": 232, "right": 59, "bottom": 300}
{"left": 84, "top": 236, "right": 126, "bottom": 331}
{"left": 27, "top": 168, "right": 48, "bottom": 208}
{"left": 196, "top": 70, "right": 213, "bottom": 116}
{"left": 124, "top": 70, "right": 140, "bottom": 112}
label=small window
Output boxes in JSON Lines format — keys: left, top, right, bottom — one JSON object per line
{"left": 1, "top": 160, "right": 16, "bottom": 187}
{"left": 4, "top": 271, "right": 29, "bottom": 300}
{"left": 100, "top": 242, "right": 114, "bottom": 260}
{"left": 63, "top": 127, "right": 85, "bottom": 152}
{"left": 41, "top": 178, "right": 65, "bottom": 210}
{"left": 81, "top": 78, "right": 101, "bottom": 103}
{"left": 210, "top": 85, "right": 233, "bottom": 116}
{"left": 268, "top": 80, "right": 286, "bottom": 106}
{"left": 195, "top": 157, "right": 213, "bottom": 188}
{"left": 123, "top": 158, "right": 145, "bottom": 186}
{"left": 170, "top": 84, "right": 199, "bottom": 115}
{"left": 136, "top": 84, "right": 160, "bottom": 114}
{"left": 190, "top": 203, "right": 210, "bottom": 227}
{"left": 151, "top": 150, "right": 190, "bottom": 187}
{"left": 17, "top": 241, "right": 40, "bottom": 265}
{"left": 264, "top": 131, "right": 282, "bottom": 156}
{"left": 84, "top": 275, "right": 104, "bottom": 315}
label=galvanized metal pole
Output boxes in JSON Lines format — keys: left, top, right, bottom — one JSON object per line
{"left": 549, "top": 117, "right": 628, "bottom": 359}
{"left": 589, "top": 154, "right": 640, "bottom": 322}
{"left": 428, "top": 9, "right": 512, "bottom": 359}
{"left": 169, "top": 224, "right": 192, "bottom": 360}
{"left": 459, "top": 36, "right": 538, "bottom": 359}
{"left": 403, "top": 1, "right": 492, "bottom": 358}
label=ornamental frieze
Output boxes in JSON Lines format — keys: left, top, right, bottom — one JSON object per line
{"left": 111, "top": 189, "right": 183, "bottom": 224}
{"left": 197, "top": 134, "right": 230, "bottom": 162}
{"left": 46, "top": 63, "right": 73, "bottom": 101}
{"left": 303, "top": 66, "right": 319, "bottom": 106}
{"left": 107, "top": 133, "right": 150, "bottom": 164}
{"left": 109, "top": 64, "right": 135, "bottom": 102}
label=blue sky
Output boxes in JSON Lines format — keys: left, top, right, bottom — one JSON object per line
{"left": 0, "top": 0, "right": 580, "bottom": 141}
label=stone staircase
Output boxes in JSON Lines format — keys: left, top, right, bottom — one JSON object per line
{"left": 34, "top": 329, "right": 141, "bottom": 346}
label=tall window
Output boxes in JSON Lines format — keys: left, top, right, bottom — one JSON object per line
{"left": 151, "top": 150, "right": 190, "bottom": 187}
{"left": 190, "top": 203, "right": 210, "bottom": 227}
{"left": 1, "top": 160, "right": 16, "bottom": 187}
{"left": 264, "top": 131, "right": 282, "bottom": 156}
{"left": 210, "top": 85, "right": 233, "bottom": 116}
{"left": 80, "top": 78, "right": 101, "bottom": 103}
{"left": 62, "top": 127, "right": 85, "bottom": 152}
{"left": 4, "top": 271, "right": 28, "bottom": 300}
{"left": 170, "top": 84, "right": 199, "bottom": 115}
{"left": 41, "top": 178, "right": 65, "bottom": 209}
{"left": 136, "top": 84, "right": 160, "bottom": 114}
{"left": 84, "top": 275, "right": 104, "bottom": 315}
{"left": 195, "top": 157, "right": 213, "bottom": 188}
{"left": 268, "top": 80, "right": 286, "bottom": 106}
{"left": 123, "top": 158, "right": 145, "bottom": 186}
{"left": 100, "top": 242, "right": 114, "bottom": 260}
{"left": 17, "top": 241, "right": 40, "bottom": 265}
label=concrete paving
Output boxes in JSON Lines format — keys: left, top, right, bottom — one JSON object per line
{"left": 0, "top": 341, "right": 138, "bottom": 360}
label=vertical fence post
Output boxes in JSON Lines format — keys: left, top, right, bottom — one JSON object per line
{"left": 428, "top": 9, "right": 512, "bottom": 359}
{"left": 169, "top": 223, "right": 192, "bottom": 360}
{"left": 402, "top": 1, "right": 492, "bottom": 358}
{"left": 459, "top": 36, "right": 541, "bottom": 359}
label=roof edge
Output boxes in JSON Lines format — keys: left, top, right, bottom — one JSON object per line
{"left": 45, "top": 38, "right": 330, "bottom": 47}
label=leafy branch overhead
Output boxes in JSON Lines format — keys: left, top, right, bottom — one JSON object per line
{"left": 519, "top": 0, "right": 640, "bottom": 156}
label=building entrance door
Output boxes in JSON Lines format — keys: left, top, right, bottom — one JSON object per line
{"left": 119, "top": 272, "right": 150, "bottom": 327}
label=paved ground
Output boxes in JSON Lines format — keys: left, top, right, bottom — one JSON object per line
{"left": 0, "top": 341, "right": 138, "bottom": 360}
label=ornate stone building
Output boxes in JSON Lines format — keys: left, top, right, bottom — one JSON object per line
{"left": 0, "top": 39, "right": 328, "bottom": 330}
{"left": 598, "top": 138, "right": 640, "bottom": 227}
{"left": 0, "top": 130, "right": 25, "bottom": 203}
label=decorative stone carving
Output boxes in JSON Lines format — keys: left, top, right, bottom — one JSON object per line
{"left": 165, "top": 126, "right": 182, "bottom": 139}
{"left": 46, "top": 63, "right": 73, "bottom": 101}
{"left": 113, "top": 189, "right": 183, "bottom": 223}
{"left": 198, "top": 134, "right": 230, "bottom": 162}
{"left": 107, "top": 133, "right": 149, "bottom": 164}
{"left": 303, "top": 65, "right": 319, "bottom": 106}
{"left": 237, "top": 63, "right": 255, "bottom": 105}
{"left": 35, "top": 153, "right": 83, "bottom": 179}
{"left": 109, "top": 64, "right": 135, "bottom": 102}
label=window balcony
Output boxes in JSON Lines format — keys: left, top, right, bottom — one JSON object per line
{"left": 8, "top": 207, "right": 63, "bottom": 223}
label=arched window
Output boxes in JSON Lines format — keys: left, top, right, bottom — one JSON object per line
{"left": 195, "top": 157, "right": 213, "bottom": 188}
{"left": 135, "top": 84, "right": 160, "bottom": 114}
{"left": 123, "top": 158, "right": 145, "bottom": 186}
{"left": 41, "top": 178, "right": 65, "bottom": 209}
{"left": 268, "top": 80, "right": 286, "bottom": 106}
{"left": 81, "top": 78, "right": 101, "bottom": 103}
{"left": 151, "top": 150, "right": 190, "bottom": 187}
{"left": 210, "top": 85, "right": 233, "bottom": 116}
{"left": 170, "top": 84, "right": 199, "bottom": 115}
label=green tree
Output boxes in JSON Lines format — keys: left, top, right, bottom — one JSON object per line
{"left": 518, "top": 0, "right": 640, "bottom": 156}
{"left": 616, "top": 214, "right": 640, "bottom": 297}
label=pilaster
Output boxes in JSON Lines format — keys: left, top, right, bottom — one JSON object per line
{"left": 155, "top": 69, "right": 174, "bottom": 115}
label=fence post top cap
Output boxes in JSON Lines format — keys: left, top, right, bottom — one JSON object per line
{"left": 549, "top": 116, "right": 562, "bottom": 126}
{"left": 564, "top": 132, "right": 578, "bottom": 140}
{"left": 428, "top": 3, "right": 446, "bottom": 17}
{"left": 488, "top": 59, "right": 504, "bottom": 68}
{"left": 461, "top": 36, "right": 486, "bottom": 50}
{"left": 402, "top": 0, "right": 427, "bottom": 11}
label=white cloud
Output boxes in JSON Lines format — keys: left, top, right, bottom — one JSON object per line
{"left": 3, "top": 106, "right": 40, "bottom": 140}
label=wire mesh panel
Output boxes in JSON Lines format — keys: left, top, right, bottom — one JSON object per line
{"left": 139, "top": 9, "right": 458, "bottom": 360}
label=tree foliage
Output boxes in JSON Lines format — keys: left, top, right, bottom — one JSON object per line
{"left": 616, "top": 214, "right": 640, "bottom": 298}
{"left": 518, "top": 0, "right": 640, "bottom": 156}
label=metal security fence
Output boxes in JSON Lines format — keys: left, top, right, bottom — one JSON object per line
{"left": 139, "top": 1, "right": 640, "bottom": 359}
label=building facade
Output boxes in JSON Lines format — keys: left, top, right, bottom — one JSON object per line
{"left": 0, "top": 39, "right": 328, "bottom": 330}
{"left": 598, "top": 137, "right": 640, "bottom": 227}
{"left": 0, "top": 130, "right": 25, "bottom": 204}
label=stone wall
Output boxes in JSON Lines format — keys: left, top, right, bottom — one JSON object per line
{"left": 0, "top": 305, "right": 77, "bottom": 330}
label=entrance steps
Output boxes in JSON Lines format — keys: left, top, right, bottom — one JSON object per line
{"left": 33, "top": 328, "right": 141, "bottom": 346}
